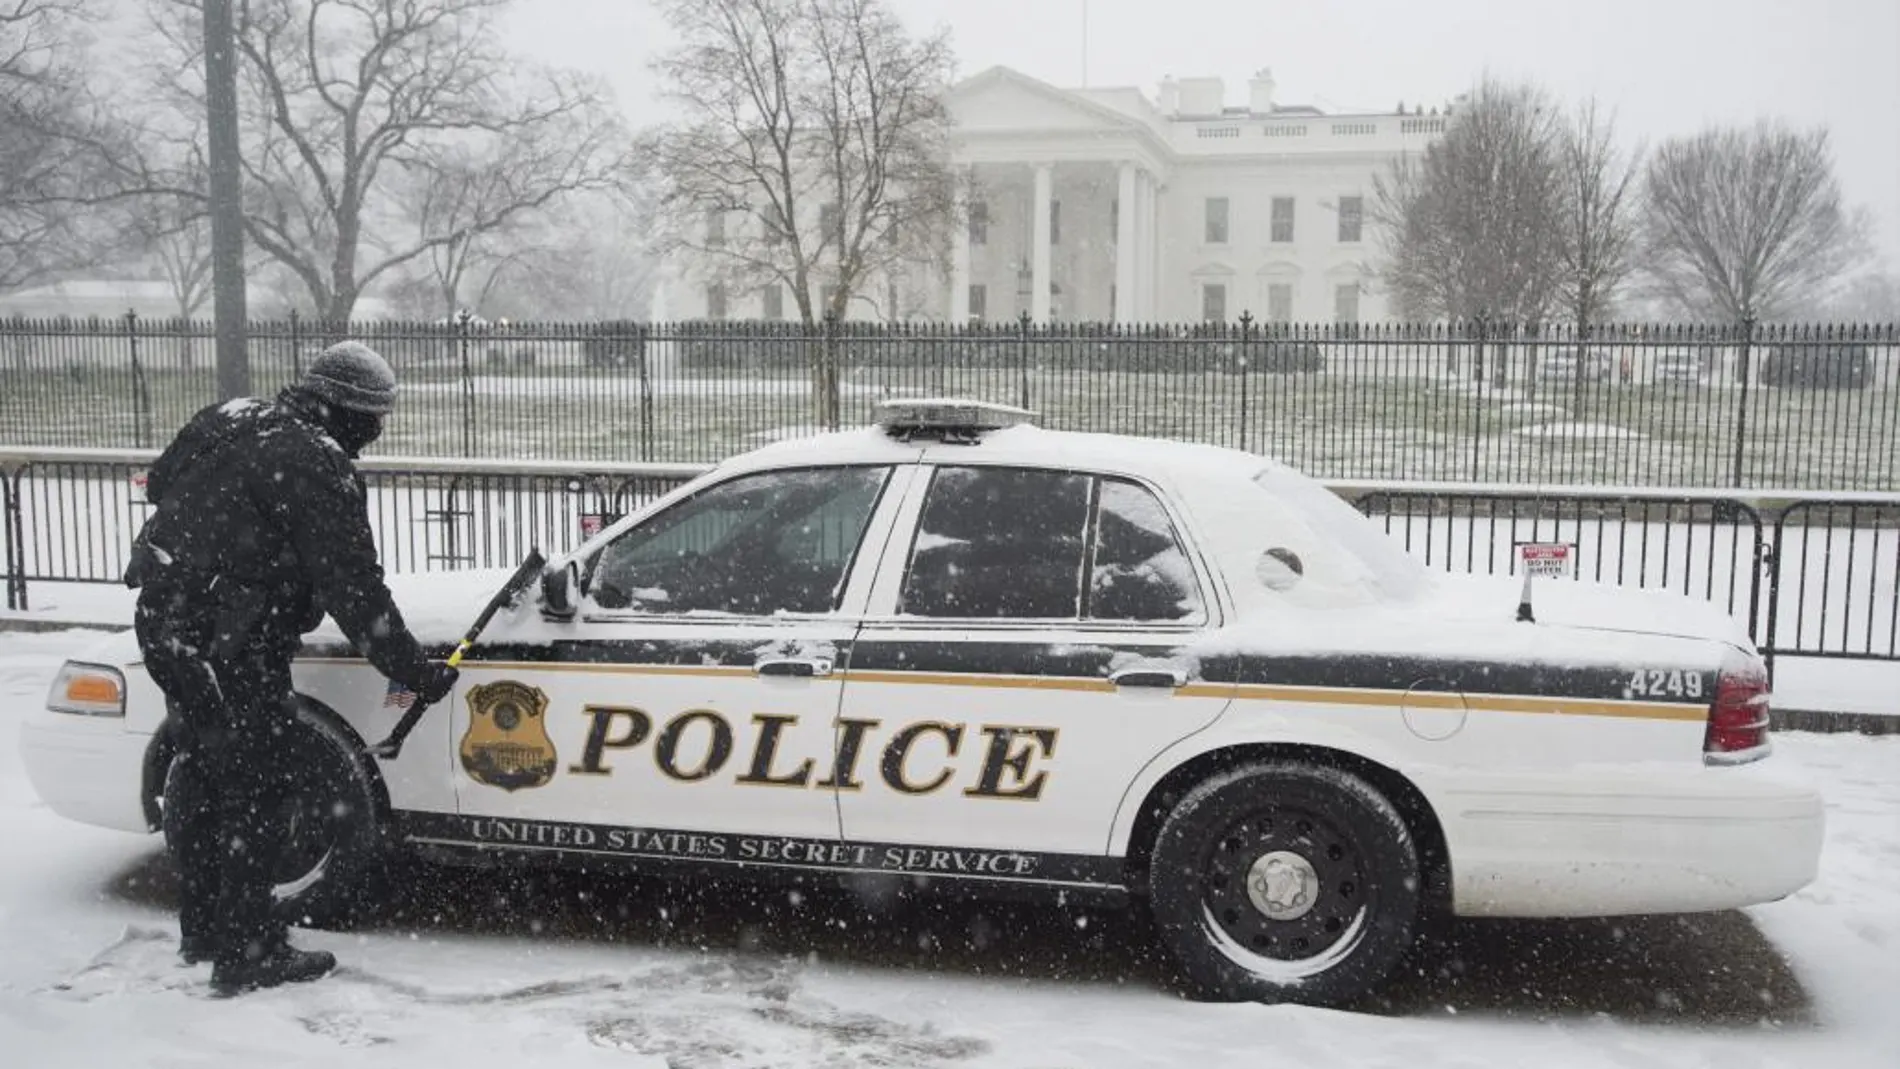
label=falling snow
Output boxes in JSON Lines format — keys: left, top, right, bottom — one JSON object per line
{"left": 2, "top": 629, "right": 1896, "bottom": 1068}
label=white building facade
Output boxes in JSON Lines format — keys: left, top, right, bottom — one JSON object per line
{"left": 662, "top": 66, "right": 1446, "bottom": 326}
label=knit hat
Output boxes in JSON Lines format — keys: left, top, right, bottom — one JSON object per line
{"left": 299, "top": 341, "right": 398, "bottom": 414}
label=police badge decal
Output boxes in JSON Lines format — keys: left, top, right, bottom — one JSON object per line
{"left": 460, "top": 681, "right": 558, "bottom": 791}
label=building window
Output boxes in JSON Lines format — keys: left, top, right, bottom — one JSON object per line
{"left": 1110, "top": 198, "right": 1118, "bottom": 243}
{"left": 1334, "top": 282, "right": 1361, "bottom": 324}
{"left": 820, "top": 202, "right": 840, "bottom": 244}
{"left": 1109, "top": 283, "right": 1117, "bottom": 316}
{"left": 706, "top": 283, "right": 728, "bottom": 320}
{"left": 1268, "top": 283, "right": 1293, "bottom": 324}
{"left": 706, "top": 210, "right": 725, "bottom": 248}
{"left": 1202, "top": 283, "right": 1227, "bottom": 323}
{"left": 1204, "top": 197, "right": 1229, "bottom": 245}
{"left": 969, "top": 201, "right": 989, "bottom": 245}
{"left": 1337, "top": 195, "right": 1364, "bottom": 243}
{"left": 1271, "top": 197, "right": 1295, "bottom": 243}
{"left": 968, "top": 284, "right": 987, "bottom": 321}
{"left": 1050, "top": 200, "right": 1062, "bottom": 245}
{"left": 762, "top": 284, "right": 783, "bottom": 321}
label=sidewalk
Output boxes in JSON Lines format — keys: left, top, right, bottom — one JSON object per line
{"left": 5, "top": 581, "right": 1894, "bottom": 733}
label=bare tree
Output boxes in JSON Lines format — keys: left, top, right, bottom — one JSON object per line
{"left": 493, "top": 189, "right": 658, "bottom": 320}
{"left": 124, "top": 140, "right": 278, "bottom": 363}
{"left": 645, "top": 0, "right": 956, "bottom": 424}
{"left": 118, "top": 136, "right": 217, "bottom": 323}
{"left": 142, "top": 0, "right": 628, "bottom": 323}
{"left": 399, "top": 146, "right": 557, "bottom": 321}
{"left": 0, "top": 0, "right": 131, "bottom": 291}
{"left": 1372, "top": 77, "right": 1567, "bottom": 331}
{"left": 1641, "top": 121, "right": 1869, "bottom": 322}
{"left": 1556, "top": 99, "right": 1642, "bottom": 333}
{"left": 1821, "top": 268, "right": 1900, "bottom": 323}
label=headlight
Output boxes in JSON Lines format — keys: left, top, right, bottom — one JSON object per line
{"left": 47, "top": 662, "right": 128, "bottom": 717}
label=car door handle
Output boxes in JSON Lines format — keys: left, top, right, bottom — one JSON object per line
{"left": 1110, "top": 667, "right": 1187, "bottom": 689}
{"left": 755, "top": 657, "right": 835, "bottom": 678}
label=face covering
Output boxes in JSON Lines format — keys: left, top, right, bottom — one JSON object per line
{"left": 327, "top": 406, "right": 386, "bottom": 457}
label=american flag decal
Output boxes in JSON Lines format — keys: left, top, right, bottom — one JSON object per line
{"left": 383, "top": 678, "right": 417, "bottom": 710}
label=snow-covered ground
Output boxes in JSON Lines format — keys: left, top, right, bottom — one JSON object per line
{"left": 2, "top": 628, "right": 1897, "bottom": 1068}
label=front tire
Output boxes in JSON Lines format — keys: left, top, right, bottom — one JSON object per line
{"left": 1147, "top": 761, "right": 1422, "bottom": 1006}
{"left": 161, "top": 704, "right": 389, "bottom": 929}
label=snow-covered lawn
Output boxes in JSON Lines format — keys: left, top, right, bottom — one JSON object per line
{"left": 1511, "top": 420, "right": 1649, "bottom": 441}
{"left": 2, "top": 630, "right": 1896, "bottom": 1068}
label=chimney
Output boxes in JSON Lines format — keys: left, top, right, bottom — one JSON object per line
{"left": 1249, "top": 68, "right": 1277, "bottom": 114}
{"left": 1157, "top": 76, "right": 1179, "bottom": 116}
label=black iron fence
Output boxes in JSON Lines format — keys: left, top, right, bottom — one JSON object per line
{"left": 3, "top": 314, "right": 1897, "bottom": 489}
{"left": 0, "top": 451, "right": 702, "bottom": 605}
{"left": 5, "top": 451, "right": 1896, "bottom": 682}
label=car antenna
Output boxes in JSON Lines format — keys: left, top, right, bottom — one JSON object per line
{"left": 1514, "top": 541, "right": 1570, "bottom": 623}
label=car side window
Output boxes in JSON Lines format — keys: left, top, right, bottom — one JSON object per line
{"left": 898, "top": 466, "right": 1091, "bottom": 619}
{"left": 1088, "top": 478, "right": 1205, "bottom": 622}
{"left": 589, "top": 466, "right": 890, "bottom": 615}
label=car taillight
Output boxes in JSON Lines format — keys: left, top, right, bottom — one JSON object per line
{"left": 1704, "top": 656, "right": 1771, "bottom": 764}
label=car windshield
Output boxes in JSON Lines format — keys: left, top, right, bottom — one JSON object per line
{"left": 1249, "top": 465, "right": 1430, "bottom": 602}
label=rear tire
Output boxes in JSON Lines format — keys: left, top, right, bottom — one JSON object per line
{"left": 1147, "top": 761, "right": 1422, "bottom": 1006}
{"left": 161, "top": 703, "right": 389, "bottom": 930}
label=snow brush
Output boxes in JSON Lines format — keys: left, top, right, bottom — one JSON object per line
{"left": 368, "top": 547, "right": 548, "bottom": 761}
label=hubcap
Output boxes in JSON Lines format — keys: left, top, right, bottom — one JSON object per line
{"left": 1199, "top": 806, "right": 1368, "bottom": 961}
{"left": 1246, "top": 850, "right": 1319, "bottom": 921}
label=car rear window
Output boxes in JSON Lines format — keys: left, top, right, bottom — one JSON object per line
{"left": 1250, "top": 466, "right": 1428, "bottom": 602}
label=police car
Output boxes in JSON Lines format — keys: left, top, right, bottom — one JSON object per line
{"left": 20, "top": 399, "right": 1824, "bottom": 1007}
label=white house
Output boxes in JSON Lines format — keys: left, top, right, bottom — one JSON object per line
{"left": 660, "top": 66, "right": 1447, "bottom": 326}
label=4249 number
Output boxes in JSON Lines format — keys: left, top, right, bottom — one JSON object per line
{"left": 1627, "top": 668, "right": 1705, "bottom": 700}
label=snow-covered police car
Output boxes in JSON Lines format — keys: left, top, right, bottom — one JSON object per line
{"left": 20, "top": 399, "right": 1824, "bottom": 1006}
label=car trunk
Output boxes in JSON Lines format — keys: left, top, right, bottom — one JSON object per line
{"left": 1429, "top": 573, "right": 1755, "bottom": 650}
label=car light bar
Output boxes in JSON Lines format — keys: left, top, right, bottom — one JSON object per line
{"left": 874, "top": 397, "right": 1038, "bottom": 438}
{"left": 47, "top": 662, "right": 127, "bottom": 718}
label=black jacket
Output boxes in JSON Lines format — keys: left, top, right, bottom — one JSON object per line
{"left": 129, "top": 391, "right": 432, "bottom": 687}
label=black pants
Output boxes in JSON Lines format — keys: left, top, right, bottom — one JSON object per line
{"left": 135, "top": 585, "right": 301, "bottom": 969}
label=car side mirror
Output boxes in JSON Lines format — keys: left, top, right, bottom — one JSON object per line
{"left": 1256, "top": 547, "right": 1304, "bottom": 592}
{"left": 541, "top": 560, "right": 580, "bottom": 620}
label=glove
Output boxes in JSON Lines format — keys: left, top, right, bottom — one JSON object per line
{"left": 407, "top": 662, "right": 460, "bottom": 706}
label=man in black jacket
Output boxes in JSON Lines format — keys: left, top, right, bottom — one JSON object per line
{"left": 128, "top": 341, "right": 459, "bottom": 996}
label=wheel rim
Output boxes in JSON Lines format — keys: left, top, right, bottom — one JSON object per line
{"left": 1196, "top": 804, "right": 1370, "bottom": 972}
{"left": 271, "top": 791, "right": 340, "bottom": 902}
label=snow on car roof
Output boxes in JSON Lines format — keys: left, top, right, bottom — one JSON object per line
{"left": 731, "top": 421, "right": 1278, "bottom": 484}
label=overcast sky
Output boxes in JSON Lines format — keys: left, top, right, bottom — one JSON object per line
{"left": 505, "top": 0, "right": 1900, "bottom": 268}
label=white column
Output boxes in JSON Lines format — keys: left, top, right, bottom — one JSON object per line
{"left": 1128, "top": 173, "right": 1145, "bottom": 321}
{"left": 950, "top": 168, "right": 972, "bottom": 323}
{"left": 1143, "top": 172, "right": 1162, "bottom": 319}
{"left": 1132, "top": 170, "right": 1153, "bottom": 320}
{"left": 1030, "top": 162, "right": 1053, "bottom": 324}
{"left": 1114, "top": 162, "right": 1137, "bottom": 324}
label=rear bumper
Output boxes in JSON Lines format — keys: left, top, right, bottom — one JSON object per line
{"left": 18, "top": 708, "right": 156, "bottom": 834}
{"left": 1434, "top": 761, "right": 1824, "bottom": 917}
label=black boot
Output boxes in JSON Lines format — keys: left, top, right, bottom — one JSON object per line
{"left": 210, "top": 945, "right": 337, "bottom": 996}
{"left": 178, "top": 935, "right": 214, "bottom": 966}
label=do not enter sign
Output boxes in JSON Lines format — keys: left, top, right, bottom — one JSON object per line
{"left": 1517, "top": 542, "right": 1572, "bottom": 579}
